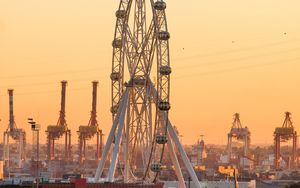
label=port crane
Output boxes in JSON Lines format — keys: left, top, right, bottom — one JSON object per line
{"left": 78, "top": 81, "right": 103, "bottom": 164}
{"left": 3, "top": 89, "right": 26, "bottom": 168}
{"left": 46, "top": 81, "right": 71, "bottom": 161}
{"left": 274, "top": 112, "right": 297, "bottom": 170}
{"left": 227, "top": 113, "right": 250, "bottom": 164}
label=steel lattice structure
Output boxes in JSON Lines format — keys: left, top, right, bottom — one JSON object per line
{"left": 274, "top": 112, "right": 297, "bottom": 170}
{"left": 78, "top": 81, "right": 103, "bottom": 164}
{"left": 94, "top": 1, "right": 200, "bottom": 188}
{"left": 46, "top": 81, "right": 71, "bottom": 161}
{"left": 227, "top": 113, "right": 251, "bottom": 163}
{"left": 3, "top": 89, "right": 26, "bottom": 169}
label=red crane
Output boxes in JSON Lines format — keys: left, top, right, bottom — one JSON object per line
{"left": 274, "top": 112, "right": 297, "bottom": 170}
{"left": 46, "top": 81, "right": 71, "bottom": 161}
{"left": 78, "top": 81, "right": 103, "bottom": 164}
{"left": 3, "top": 89, "right": 26, "bottom": 168}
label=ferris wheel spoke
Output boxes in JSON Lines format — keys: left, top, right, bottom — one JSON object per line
{"left": 124, "top": 21, "right": 156, "bottom": 78}
{"left": 142, "top": 21, "right": 157, "bottom": 74}
{"left": 123, "top": 23, "right": 147, "bottom": 77}
{"left": 124, "top": 24, "right": 139, "bottom": 75}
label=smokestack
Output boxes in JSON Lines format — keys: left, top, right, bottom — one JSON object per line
{"left": 8, "top": 89, "right": 15, "bottom": 130}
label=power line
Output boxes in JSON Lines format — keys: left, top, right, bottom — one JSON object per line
{"left": 0, "top": 76, "right": 109, "bottom": 89}
{"left": 174, "top": 56, "right": 300, "bottom": 79}
{"left": 0, "top": 40, "right": 299, "bottom": 95}
{"left": 1, "top": 57, "right": 298, "bottom": 96}
{"left": 173, "top": 38, "right": 300, "bottom": 61}
{"left": 0, "top": 67, "right": 105, "bottom": 80}
{"left": 175, "top": 47, "right": 300, "bottom": 69}
{"left": 0, "top": 87, "right": 87, "bottom": 96}
{"left": 0, "top": 84, "right": 110, "bottom": 97}
{"left": 1, "top": 39, "right": 298, "bottom": 80}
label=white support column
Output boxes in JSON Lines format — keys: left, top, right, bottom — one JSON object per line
{"left": 167, "top": 133, "right": 186, "bottom": 188}
{"left": 148, "top": 82, "right": 200, "bottom": 187}
{"left": 107, "top": 91, "right": 129, "bottom": 182}
{"left": 94, "top": 89, "right": 129, "bottom": 181}
{"left": 168, "top": 122, "right": 201, "bottom": 188}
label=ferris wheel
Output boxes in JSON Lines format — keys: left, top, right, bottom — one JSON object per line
{"left": 95, "top": 0, "right": 201, "bottom": 187}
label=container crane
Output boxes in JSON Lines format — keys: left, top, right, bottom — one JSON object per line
{"left": 3, "top": 89, "right": 26, "bottom": 169}
{"left": 274, "top": 112, "right": 297, "bottom": 170}
{"left": 227, "top": 113, "right": 250, "bottom": 164}
{"left": 78, "top": 81, "right": 103, "bottom": 164}
{"left": 46, "top": 81, "right": 71, "bottom": 161}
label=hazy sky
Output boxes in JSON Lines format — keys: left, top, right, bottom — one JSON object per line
{"left": 0, "top": 0, "right": 300, "bottom": 145}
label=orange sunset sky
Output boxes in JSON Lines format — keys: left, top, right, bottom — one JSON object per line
{"left": 0, "top": 0, "right": 300, "bottom": 146}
